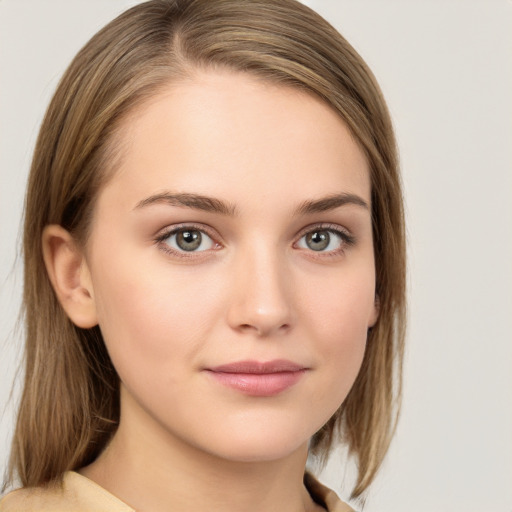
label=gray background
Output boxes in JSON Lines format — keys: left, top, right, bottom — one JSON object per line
{"left": 1, "top": 1, "right": 511, "bottom": 510}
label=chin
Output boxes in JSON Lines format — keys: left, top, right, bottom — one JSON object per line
{"left": 189, "top": 421, "right": 315, "bottom": 464}
{"left": 209, "top": 439, "right": 308, "bottom": 464}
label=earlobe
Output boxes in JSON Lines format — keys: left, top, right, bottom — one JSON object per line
{"left": 42, "top": 225, "right": 98, "bottom": 328}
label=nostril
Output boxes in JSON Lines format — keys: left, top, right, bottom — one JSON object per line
{"left": 237, "top": 321, "right": 290, "bottom": 336}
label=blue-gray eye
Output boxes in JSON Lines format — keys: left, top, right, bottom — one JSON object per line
{"left": 297, "top": 230, "right": 343, "bottom": 252}
{"left": 164, "top": 229, "right": 215, "bottom": 252}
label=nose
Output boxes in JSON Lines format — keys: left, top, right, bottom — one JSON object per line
{"left": 226, "top": 246, "right": 295, "bottom": 337}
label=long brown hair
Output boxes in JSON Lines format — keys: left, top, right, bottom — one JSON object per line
{"left": 8, "top": 0, "right": 406, "bottom": 498}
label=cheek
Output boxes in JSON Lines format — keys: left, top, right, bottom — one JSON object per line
{"left": 299, "top": 264, "right": 375, "bottom": 396}
{"left": 302, "top": 259, "right": 375, "bottom": 334}
{"left": 88, "top": 255, "right": 223, "bottom": 382}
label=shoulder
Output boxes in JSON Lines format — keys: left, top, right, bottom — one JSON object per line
{"left": 1, "top": 471, "right": 353, "bottom": 512}
{"left": 304, "top": 473, "right": 356, "bottom": 512}
{"left": 0, "top": 472, "right": 134, "bottom": 512}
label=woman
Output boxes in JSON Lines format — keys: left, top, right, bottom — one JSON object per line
{"left": 1, "top": 0, "right": 406, "bottom": 510}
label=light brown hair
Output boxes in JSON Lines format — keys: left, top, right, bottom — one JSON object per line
{"left": 8, "top": 0, "right": 406, "bottom": 498}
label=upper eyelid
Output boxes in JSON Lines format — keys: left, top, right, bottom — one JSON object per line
{"left": 294, "top": 222, "right": 352, "bottom": 238}
{"left": 156, "top": 222, "right": 220, "bottom": 241}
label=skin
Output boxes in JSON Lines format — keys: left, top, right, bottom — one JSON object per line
{"left": 44, "top": 70, "right": 377, "bottom": 512}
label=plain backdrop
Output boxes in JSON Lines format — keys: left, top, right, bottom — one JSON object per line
{"left": 1, "top": 1, "right": 511, "bottom": 510}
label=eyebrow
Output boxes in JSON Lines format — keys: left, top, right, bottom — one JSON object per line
{"left": 134, "top": 191, "right": 369, "bottom": 216}
{"left": 134, "top": 192, "right": 239, "bottom": 216}
{"left": 294, "top": 193, "right": 369, "bottom": 215}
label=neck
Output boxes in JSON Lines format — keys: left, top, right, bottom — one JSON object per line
{"left": 80, "top": 393, "right": 322, "bottom": 512}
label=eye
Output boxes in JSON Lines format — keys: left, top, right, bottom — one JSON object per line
{"left": 160, "top": 227, "right": 216, "bottom": 253}
{"left": 296, "top": 227, "right": 352, "bottom": 253}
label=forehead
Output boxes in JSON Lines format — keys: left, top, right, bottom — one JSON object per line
{"left": 97, "top": 70, "right": 370, "bottom": 214}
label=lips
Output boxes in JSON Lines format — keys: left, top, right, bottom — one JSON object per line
{"left": 204, "top": 360, "right": 307, "bottom": 396}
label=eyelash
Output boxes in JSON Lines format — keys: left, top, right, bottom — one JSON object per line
{"left": 154, "top": 223, "right": 355, "bottom": 259}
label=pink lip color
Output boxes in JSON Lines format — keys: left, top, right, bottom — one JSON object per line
{"left": 205, "top": 360, "right": 306, "bottom": 396}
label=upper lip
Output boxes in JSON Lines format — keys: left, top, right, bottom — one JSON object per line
{"left": 207, "top": 359, "right": 306, "bottom": 374}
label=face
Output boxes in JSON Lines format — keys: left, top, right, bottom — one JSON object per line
{"left": 83, "top": 71, "right": 377, "bottom": 463}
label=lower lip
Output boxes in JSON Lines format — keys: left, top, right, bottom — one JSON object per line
{"left": 205, "top": 370, "right": 306, "bottom": 396}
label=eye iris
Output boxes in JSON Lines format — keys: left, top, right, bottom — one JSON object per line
{"left": 176, "top": 230, "right": 202, "bottom": 251}
{"left": 306, "top": 231, "right": 330, "bottom": 251}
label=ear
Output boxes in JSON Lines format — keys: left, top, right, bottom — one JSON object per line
{"left": 368, "top": 294, "right": 380, "bottom": 328}
{"left": 42, "top": 225, "right": 98, "bottom": 328}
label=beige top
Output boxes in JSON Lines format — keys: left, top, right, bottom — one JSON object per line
{"left": 0, "top": 471, "right": 354, "bottom": 512}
